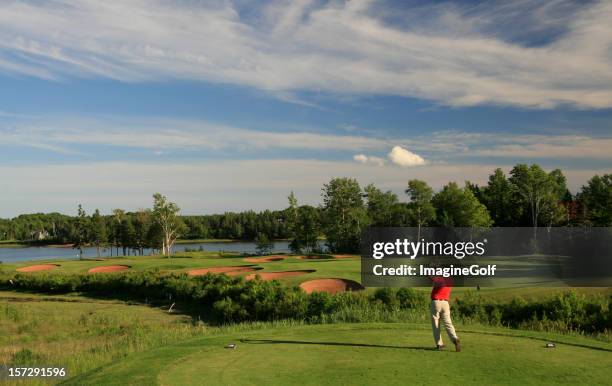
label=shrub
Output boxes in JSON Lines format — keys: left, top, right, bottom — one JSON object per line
{"left": 396, "top": 288, "right": 428, "bottom": 309}
{"left": 1, "top": 271, "right": 609, "bottom": 335}
{"left": 11, "top": 348, "right": 45, "bottom": 366}
{"left": 373, "top": 287, "right": 399, "bottom": 308}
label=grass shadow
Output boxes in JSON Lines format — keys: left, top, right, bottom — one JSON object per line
{"left": 240, "top": 338, "right": 437, "bottom": 351}
{"left": 461, "top": 329, "right": 612, "bottom": 353}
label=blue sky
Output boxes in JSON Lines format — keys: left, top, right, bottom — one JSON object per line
{"left": 1, "top": 0, "right": 611, "bottom": 216}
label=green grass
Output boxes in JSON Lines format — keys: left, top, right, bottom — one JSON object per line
{"left": 5, "top": 253, "right": 611, "bottom": 305}
{"left": 0, "top": 240, "right": 27, "bottom": 248}
{"left": 2, "top": 252, "right": 362, "bottom": 283}
{"left": 175, "top": 239, "right": 246, "bottom": 244}
{"left": 66, "top": 323, "right": 612, "bottom": 386}
{"left": 0, "top": 238, "right": 245, "bottom": 248}
{"left": 1, "top": 281, "right": 610, "bottom": 385}
{"left": 5, "top": 252, "right": 610, "bottom": 302}
{"left": 0, "top": 291, "right": 208, "bottom": 386}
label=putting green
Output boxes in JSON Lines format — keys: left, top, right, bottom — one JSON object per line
{"left": 66, "top": 323, "right": 612, "bottom": 385}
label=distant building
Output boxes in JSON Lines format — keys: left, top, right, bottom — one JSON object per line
{"left": 31, "top": 230, "right": 50, "bottom": 240}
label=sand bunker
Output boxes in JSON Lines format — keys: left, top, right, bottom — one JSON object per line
{"left": 16, "top": 264, "right": 59, "bottom": 272}
{"left": 187, "top": 266, "right": 261, "bottom": 276}
{"left": 245, "top": 270, "right": 315, "bottom": 281}
{"left": 88, "top": 265, "right": 130, "bottom": 273}
{"left": 243, "top": 255, "right": 287, "bottom": 263}
{"left": 297, "top": 255, "right": 356, "bottom": 260}
{"left": 332, "top": 254, "right": 358, "bottom": 259}
{"left": 296, "top": 255, "right": 330, "bottom": 260}
{"left": 299, "top": 278, "right": 364, "bottom": 294}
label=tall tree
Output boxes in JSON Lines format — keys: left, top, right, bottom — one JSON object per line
{"left": 364, "top": 184, "right": 400, "bottom": 227}
{"left": 289, "top": 205, "right": 320, "bottom": 254}
{"left": 152, "top": 193, "right": 184, "bottom": 257}
{"left": 577, "top": 174, "right": 612, "bottom": 226}
{"left": 111, "top": 209, "right": 125, "bottom": 256}
{"left": 542, "top": 169, "right": 570, "bottom": 229}
{"left": 90, "top": 209, "right": 107, "bottom": 258}
{"left": 481, "top": 168, "right": 516, "bottom": 226}
{"left": 120, "top": 216, "right": 136, "bottom": 256}
{"left": 255, "top": 232, "right": 274, "bottom": 255}
{"left": 508, "top": 164, "right": 566, "bottom": 228}
{"left": 321, "top": 178, "right": 369, "bottom": 253}
{"left": 405, "top": 179, "right": 436, "bottom": 239}
{"left": 146, "top": 220, "right": 164, "bottom": 254}
{"left": 134, "top": 209, "right": 152, "bottom": 255}
{"left": 286, "top": 191, "right": 299, "bottom": 245}
{"left": 288, "top": 191, "right": 298, "bottom": 224}
{"left": 72, "top": 204, "right": 89, "bottom": 259}
{"left": 432, "top": 182, "right": 492, "bottom": 227}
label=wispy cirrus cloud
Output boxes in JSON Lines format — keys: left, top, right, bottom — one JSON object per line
{"left": 0, "top": 115, "right": 391, "bottom": 154}
{"left": 432, "top": 132, "right": 612, "bottom": 160}
{"left": 0, "top": 1, "right": 610, "bottom": 108}
{"left": 2, "top": 115, "right": 611, "bottom": 162}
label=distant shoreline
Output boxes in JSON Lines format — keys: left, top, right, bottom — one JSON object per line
{"left": 0, "top": 238, "right": 290, "bottom": 249}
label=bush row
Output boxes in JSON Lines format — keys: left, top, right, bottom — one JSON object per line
{"left": 455, "top": 290, "right": 612, "bottom": 334}
{"left": 0, "top": 270, "right": 428, "bottom": 323}
{"left": 1, "top": 270, "right": 610, "bottom": 334}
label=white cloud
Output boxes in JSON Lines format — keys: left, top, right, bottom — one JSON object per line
{"left": 353, "top": 154, "right": 368, "bottom": 163}
{"left": 0, "top": 116, "right": 390, "bottom": 153}
{"left": 3, "top": 115, "right": 612, "bottom": 164}
{"left": 353, "top": 154, "right": 385, "bottom": 166}
{"left": 0, "top": 1, "right": 610, "bottom": 108}
{"left": 3, "top": 115, "right": 612, "bottom": 165}
{"left": 388, "top": 146, "right": 426, "bottom": 167}
{"left": 470, "top": 135, "right": 612, "bottom": 160}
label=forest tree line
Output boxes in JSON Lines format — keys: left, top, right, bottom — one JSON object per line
{"left": 290, "top": 164, "right": 610, "bottom": 253}
{"left": 0, "top": 205, "right": 289, "bottom": 256}
{"left": 0, "top": 164, "right": 610, "bottom": 254}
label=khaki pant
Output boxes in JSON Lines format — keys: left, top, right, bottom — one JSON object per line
{"left": 430, "top": 300, "right": 458, "bottom": 346}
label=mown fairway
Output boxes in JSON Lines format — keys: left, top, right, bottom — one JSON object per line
{"left": 3, "top": 252, "right": 362, "bottom": 286}
{"left": 67, "top": 323, "right": 612, "bottom": 386}
{"left": 4, "top": 252, "right": 610, "bottom": 299}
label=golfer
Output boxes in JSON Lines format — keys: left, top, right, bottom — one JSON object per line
{"left": 430, "top": 276, "right": 461, "bottom": 352}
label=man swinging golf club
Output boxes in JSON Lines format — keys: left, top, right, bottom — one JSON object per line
{"left": 430, "top": 275, "right": 461, "bottom": 352}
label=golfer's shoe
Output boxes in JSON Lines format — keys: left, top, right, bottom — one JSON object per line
{"left": 436, "top": 344, "right": 446, "bottom": 351}
{"left": 454, "top": 339, "right": 461, "bottom": 352}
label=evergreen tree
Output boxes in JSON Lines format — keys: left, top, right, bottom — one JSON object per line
{"left": 90, "top": 209, "right": 107, "bottom": 258}
{"left": 289, "top": 205, "right": 320, "bottom": 253}
{"left": 481, "top": 168, "right": 516, "bottom": 226}
{"left": 255, "top": 232, "right": 274, "bottom": 255}
{"left": 120, "top": 217, "right": 136, "bottom": 256}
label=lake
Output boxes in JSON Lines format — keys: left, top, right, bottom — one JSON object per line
{"left": 0, "top": 241, "right": 291, "bottom": 263}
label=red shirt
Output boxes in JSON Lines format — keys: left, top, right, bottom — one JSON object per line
{"left": 431, "top": 277, "right": 452, "bottom": 300}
